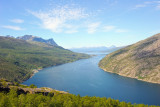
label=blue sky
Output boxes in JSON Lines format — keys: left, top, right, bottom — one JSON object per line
{"left": 0, "top": 0, "right": 160, "bottom": 48}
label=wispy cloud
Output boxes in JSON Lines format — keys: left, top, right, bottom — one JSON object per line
{"left": 105, "top": 0, "right": 118, "bottom": 6}
{"left": 134, "top": 4, "right": 146, "bottom": 9}
{"left": 10, "top": 19, "right": 24, "bottom": 23}
{"left": 2, "top": 25, "right": 23, "bottom": 30}
{"left": 133, "top": 1, "right": 160, "bottom": 9}
{"left": 87, "top": 22, "right": 100, "bottom": 34}
{"left": 103, "top": 25, "right": 116, "bottom": 32}
{"left": 156, "top": 4, "right": 160, "bottom": 9}
{"left": 102, "top": 25, "right": 128, "bottom": 33}
{"left": 29, "top": 5, "right": 89, "bottom": 33}
{"left": 28, "top": 4, "right": 129, "bottom": 34}
{"left": 115, "top": 29, "right": 128, "bottom": 33}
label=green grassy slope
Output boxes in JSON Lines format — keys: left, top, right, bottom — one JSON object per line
{"left": 0, "top": 36, "right": 90, "bottom": 83}
{"left": 99, "top": 33, "right": 160, "bottom": 84}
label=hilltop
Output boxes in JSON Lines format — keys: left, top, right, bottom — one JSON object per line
{"left": 0, "top": 36, "right": 90, "bottom": 83}
{"left": 99, "top": 33, "right": 160, "bottom": 84}
{"left": 17, "top": 35, "right": 58, "bottom": 46}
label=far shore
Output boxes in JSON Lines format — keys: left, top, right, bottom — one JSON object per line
{"left": 26, "top": 56, "right": 92, "bottom": 82}
{"left": 100, "top": 67, "right": 160, "bottom": 85}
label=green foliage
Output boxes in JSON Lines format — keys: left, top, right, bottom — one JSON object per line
{"left": 0, "top": 36, "right": 90, "bottom": 83}
{"left": 1, "top": 81, "right": 7, "bottom": 87}
{"left": 0, "top": 89, "right": 159, "bottom": 107}
{"left": 29, "top": 84, "right": 37, "bottom": 88}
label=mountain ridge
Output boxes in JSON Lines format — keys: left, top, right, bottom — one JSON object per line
{"left": 99, "top": 33, "right": 160, "bottom": 84}
{"left": 17, "top": 35, "right": 58, "bottom": 46}
{"left": 70, "top": 45, "right": 123, "bottom": 53}
{"left": 0, "top": 36, "right": 90, "bottom": 82}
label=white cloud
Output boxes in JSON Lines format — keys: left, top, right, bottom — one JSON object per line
{"left": 133, "top": 1, "right": 160, "bottom": 9}
{"left": 103, "top": 25, "right": 116, "bottom": 32}
{"left": 87, "top": 22, "right": 100, "bottom": 34}
{"left": 29, "top": 5, "right": 88, "bottom": 33}
{"left": 2, "top": 25, "right": 23, "bottom": 30}
{"left": 154, "top": 1, "right": 160, "bottom": 9}
{"left": 28, "top": 5, "right": 129, "bottom": 34}
{"left": 115, "top": 29, "right": 128, "bottom": 33}
{"left": 134, "top": 4, "right": 146, "bottom": 9}
{"left": 102, "top": 25, "right": 128, "bottom": 33}
{"left": 156, "top": 4, "right": 160, "bottom": 9}
{"left": 10, "top": 19, "right": 24, "bottom": 23}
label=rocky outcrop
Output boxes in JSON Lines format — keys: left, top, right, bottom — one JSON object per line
{"left": 17, "top": 35, "right": 58, "bottom": 46}
{"left": 0, "top": 86, "right": 54, "bottom": 96}
{"left": 99, "top": 33, "right": 160, "bottom": 84}
{"left": 0, "top": 80, "right": 67, "bottom": 96}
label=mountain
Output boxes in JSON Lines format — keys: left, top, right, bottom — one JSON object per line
{"left": 70, "top": 45, "right": 121, "bottom": 53}
{"left": 108, "top": 45, "right": 116, "bottom": 49}
{"left": 17, "top": 35, "right": 58, "bottom": 46}
{"left": 0, "top": 36, "right": 90, "bottom": 83}
{"left": 70, "top": 46, "right": 108, "bottom": 52}
{"left": 99, "top": 33, "right": 160, "bottom": 84}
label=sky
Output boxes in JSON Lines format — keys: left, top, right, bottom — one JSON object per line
{"left": 0, "top": 0, "right": 160, "bottom": 49}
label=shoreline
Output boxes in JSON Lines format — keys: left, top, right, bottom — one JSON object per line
{"left": 25, "top": 56, "right": 92, "bottom": 82}
{"left": 100, "top": 67, "right": 160, "bottom": 85}
{"left": 30, "top": 68, "right": 42, "bottom": 79}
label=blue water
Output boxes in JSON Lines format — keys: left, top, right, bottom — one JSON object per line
{"left": 23, "top": 53, "right": 160, "bottom": 106}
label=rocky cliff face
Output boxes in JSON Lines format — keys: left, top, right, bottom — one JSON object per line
{"left": 99, "top": 33, "right": 160, "bottom": 84}
{"left": 17, "top": 35, "right": 58, "bottom": 46}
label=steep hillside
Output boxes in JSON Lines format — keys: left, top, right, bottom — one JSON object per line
{"left": 17, "top": 35, "right": 58, "bottom": 46}
{"left": 0, "top": 36, "right": 90, "bottom": 83}
{"left": 99, "top": 33, "right": 160, "bottom": 84}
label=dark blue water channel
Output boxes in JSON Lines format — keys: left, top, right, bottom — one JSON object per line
{"left": 23, "top": 53, "right": 160, "bottom": 106}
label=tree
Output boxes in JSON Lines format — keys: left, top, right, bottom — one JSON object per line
{"left": 29, "top": 84, "right": 37, "bottom": 88}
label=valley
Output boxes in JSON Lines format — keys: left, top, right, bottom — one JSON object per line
{"left": 1, "top": 0, "right": 160, "bottom": 106}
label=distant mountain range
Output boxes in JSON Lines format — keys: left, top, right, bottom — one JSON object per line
{"left": 99, "top": 33, "right": 160, "bottom": 84}
{"left": 70, "top": 45, "right": 123, "bottom": 53}
{"left": 17, "top": 35, "right": 58, "bottom": 46}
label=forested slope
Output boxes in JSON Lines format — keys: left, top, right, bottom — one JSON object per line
{"left": 0, "top": 36, "right": 90, "bottom": 82}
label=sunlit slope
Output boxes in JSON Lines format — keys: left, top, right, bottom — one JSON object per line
{"left": 0, "top": 36, "right": 90, "bottom": 82}
{"left": 99, "top": 33, "right": 160, "bottom": 84}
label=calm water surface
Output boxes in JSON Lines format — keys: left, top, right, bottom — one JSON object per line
{"left": 23, "top": 53, "right": 160, "bottom": 106}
